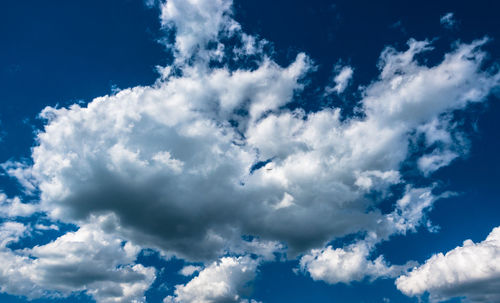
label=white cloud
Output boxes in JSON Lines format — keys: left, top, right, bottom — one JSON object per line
{"left": 0, "top": 192, "right": 38, "bottom": 217}
{"left": 396, "top": 226, "right": 500, "bottom": 303}
{"left": 0, "top": 0, "right": 499, "bottom": 298}
{"left": 159, "top": 0, "right": 237, "bottom": 62}
{"left": 417, "top": 117, "right": 454, "bottom": 146}
{"left": 0, "top": 221, "right": 29, "bottom": 248}
{"left": 179, "top": 265, "right": 202, "bottom": 277}
{"left": 325, "top": 65, "right": 353, "bottom": 95}
{"left": 440, "top": 12, "right": 456, "bottom": 29}
{"left": 164, "top": 256, "right": 259, "bottom": 303}
{"left": 34, "top": 223, "right": 59, "bottom": 231}
{"left": 7, "top": 33, "right": 497, "bottom": 267}
{"left": 354, "top": 170, "right": 401, "bottom": 191}
{"left": 384, "top": 186, "right": 444, "bottom": 235}
{"left": 417, "top": 150, "right": 458, "bottom": 176}
{"left": 0, "top": 218, "right": 155, "bottom": 303}
{"left": 300, "top": 235, "right": 411, "bottom": 284}
{"left": 415, "top": 115, "right": 469, "bottom": 176}
{"left": 24, "top": 51, "right": 311, "bottom": 261}
{"left": 1, "top": 161, "right": 37, "bottom": 194}
{"left": 299, "top": 183, "right": 462, "bottom": 285}
{"left": 299, "top": 186, "right": 442, "bottom": 285}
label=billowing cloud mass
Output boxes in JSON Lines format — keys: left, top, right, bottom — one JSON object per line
{"left": 20, "top": 17, "right": 499, "bottom": 263}
{"left": 0, "top": 0, "right": 499, "bottom": 302}
{"left": 396, "top": 226, "right": 500, "bottom": 303}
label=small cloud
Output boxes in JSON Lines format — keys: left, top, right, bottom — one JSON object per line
{"left": 34, "top": 224, "right": 59, "bottom": 231}
{"left": 389, "top": 20, "right": 407, "bottom": 34}
{"left": 179, "top": 265, "right": 203, "bottom": 276}
{"left": 440, "top": 12, "right": 456, "bottom": 29}
{"left": 325, "top": 64, "right": 354, "bottom": 95}
{"left": 144, "top": 0, "right": 159, "bottom": 8}
{"left": 390, "top": 20, "right": 402, "bottom": 29}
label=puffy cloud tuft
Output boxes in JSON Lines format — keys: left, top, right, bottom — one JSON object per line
{"left": 325, "top": 64, "right": 354, "bottom": 95}
{"left": 300, "top": 237, "right": 412, "bottom": 284}
{"left": 164, "top": 256, "right": 258, "bottom": 303}
{"left": 0, "top": 193, "right": 38, "bottom": 218}
{"left": 159, "top": 0, "right": 237, "bottom": 61}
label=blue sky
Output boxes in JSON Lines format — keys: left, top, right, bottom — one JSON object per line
{"left": 0, "top": 1, "right": 499, "bottom": 303}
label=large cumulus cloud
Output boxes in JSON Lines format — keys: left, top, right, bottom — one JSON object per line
{"left": 20, "top": 34, "right": 498, "bottom": 261}
{"left": 16, "top": 14, "right": 497, "bottom": 259}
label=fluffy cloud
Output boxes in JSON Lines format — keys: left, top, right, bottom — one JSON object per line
{"left": 164, "top": 256, "right": 259, "bottom": 303}
{"left": 160, "top": 0, "right": 238, "bottom": 62}
{"left": 25, "top": 50, "right": 310, "bottom": 261}
{"left": 1, "top": 0, "right": 499, "bottom": 300}
{"left": 299, "top": 235, "right": 412, "bottom": 284}
{"left": 0, "top": 192, "right": 38, "bottom": 218}
{"left": 179, "top": 265, "right": 203, "bottom": 277}
{"left": 0, "top": 218, "right": 155, "bottom": 302}
{"left": 396, "top": 226, "right": 500, "bottom": 303}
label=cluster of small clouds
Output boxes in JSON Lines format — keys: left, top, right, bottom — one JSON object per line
{"left": 0, "top": 0, "right": 499, "bottom": 302}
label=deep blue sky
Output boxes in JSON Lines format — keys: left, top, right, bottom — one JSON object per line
{"left": 0, "top": 0, "right": 499, "bottom": 302}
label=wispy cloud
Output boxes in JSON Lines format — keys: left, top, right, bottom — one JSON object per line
{"left": 440, "top": 12, "right": 457, "bottom": 29}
